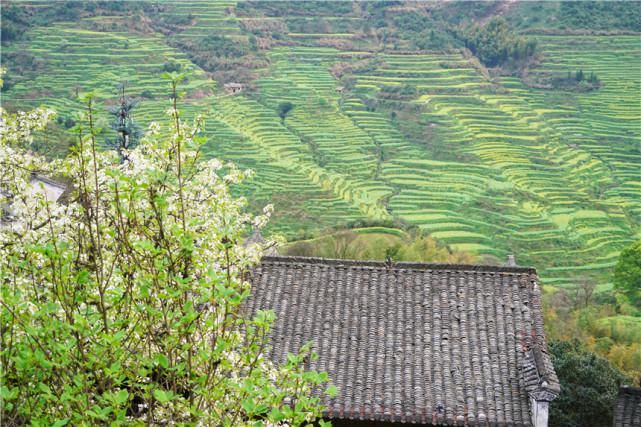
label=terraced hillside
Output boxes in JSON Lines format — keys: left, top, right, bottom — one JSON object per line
{"left": 2, "top": 1, "right": 639, "bottom": 289}
{"left": 1, "top": 18, "right": 365, "bottom": 238}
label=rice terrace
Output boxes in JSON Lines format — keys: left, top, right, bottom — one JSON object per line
{"left": 1, "top": 1, "right": 641, "bottom": 426}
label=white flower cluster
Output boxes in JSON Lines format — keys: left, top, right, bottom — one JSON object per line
{"left": 0, "top": 105, "right": 56, "bottom": 236}
{"left": 0, "top": 107, "right": 56, "bottom": 146}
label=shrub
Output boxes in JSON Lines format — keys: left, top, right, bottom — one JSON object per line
{"left": 140, "top": 89, "right": 154, "bottom": 99}
{"left": 614, "top": 240, "right": 641, "bottom": 308}
{"left": 161, "top": 60, "right": 182, "bottom": 73}
{"left": 549, "top": 340, "right": 630, "bottom": 427}
{"left": 0, "top": 74, "right": 328, "bottom": 425}
{"left": 277, "top": 101, "right": 294, "bottom": 121}
{"left": 463, "top": 17, "right": 537, "bottom": 68}
{"left": 545, "top": 70, "right": 601, "bottom": 92}
{"left": 63, "top": 116, "right": 76, "bottom": 129}
{"left": 199, "top": 34, "right": 248, "bottom": 57}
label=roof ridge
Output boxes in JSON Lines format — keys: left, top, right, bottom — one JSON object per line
{"left": 31, "top": 173, "right": 67, "bottom": 189}
{"left": 530, "top": 345, "right": 561, "bottom": 396}
{"left": 619, "top": 386, "right": 641, "bottom": 395}
{"left": 261, "top": 255, "right": 537, "bottom": 274}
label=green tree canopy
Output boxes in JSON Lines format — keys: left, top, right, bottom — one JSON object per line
{"left": 549, "top": 340, "right": 629, "bottom": 427}
{"left": 463, "top": 17, "right": 537, "bottom": 68}
{"left": 277, "top": 101, "right": 294, "bottom": 121}
{"left": 614, "top": 240, "right": 641, "bottom": 308}
{"left": 105, "top": 82, "right": 142, "bottom": 160}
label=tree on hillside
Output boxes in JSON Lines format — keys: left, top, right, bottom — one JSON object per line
{"left": 105, "top": 82, "right": 142, "bottom": 161}
{"left": 0, "top": 4, "right": 32, "bottom": 43}
{"left": 278, "top": 101, "right": 294, "bottom": 122}
{"left": 331, "top": 229, "right": 360, "bottom": 259}
{"left": 0, "top": 73, "right": 328, "bottom": 425}
{"left": 614, "top": 240, "right": 641, "bottom": 308}
{"left": 283, "top": 230, "right": 477, "bottom": 264}
{"left": 574, "top": 275, "right": 597, "bottom": 308}
{"left": 549, "top": 340, "right": 629, "bottom": 427}
{"left": 463, "top": 17, "right": 537, "bottom": 68}
{"left": 399, "top": 234, "right": 477, "bottom": 264}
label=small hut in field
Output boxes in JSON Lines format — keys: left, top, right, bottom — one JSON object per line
{"left": 224, "top": 82, "right": 243, "bottom": 95}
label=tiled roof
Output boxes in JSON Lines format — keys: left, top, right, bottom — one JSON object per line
{"left": 30, "top": 174, "right": 68, "bottom": 203}
{"left": 243, "top": 230, "right": 279, "bottom": 256}
{"left": 614, "top": 387, "right": 641, "bottom": 427}
{"left": 245, "top": 256, "right": 560, "bottom": 426}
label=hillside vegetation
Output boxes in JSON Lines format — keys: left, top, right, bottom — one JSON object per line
{"left": 2, "top": 0, "right": 640, "bottom": 295}
{"left": 283, "top": 227, "right": 478, "bottom": 264}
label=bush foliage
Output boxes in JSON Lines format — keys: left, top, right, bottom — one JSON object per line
{"left": 614, "top": 240, "right": 641, "bottom": 308}
{"left": 0, "top": 74, "right": 328, "bottom": 425}
{"left": 284, "top": 229, "right": 477, "bottom": 264}
{"left": 549, "top": 340, "right": 629, "bottom": 427}
{"left": 463, "top": 18, "right": 537, "bottom": 68}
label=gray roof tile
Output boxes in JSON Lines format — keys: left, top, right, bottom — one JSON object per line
{"left": 245, "top": 256, "right": 560, "bottom": 425}
{"left": 614, "top": 387, "right": 641, "bottom": 427}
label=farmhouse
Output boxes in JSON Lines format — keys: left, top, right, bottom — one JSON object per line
{"left": 614, "top": 386, "right": 641, "bottom": 427}
{"left": 1, "top": 174, "right": 68, "bottom": 226}
{"left": 224, "top": 82, "right": 243, "bottom": 95}
{"left": 29, "top": 174, "right": 67, "bottom": 202}
{"left": 246, "top": 256, "right": 560, "bottom": 427}
{"left": 244, "top": 229, "right": 279, "bottom": 256}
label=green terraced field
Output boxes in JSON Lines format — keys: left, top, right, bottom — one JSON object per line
{"left": 2, "top": 2, "right": 639, "bottom": 289}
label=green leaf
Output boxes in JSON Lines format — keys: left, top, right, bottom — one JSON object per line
{"left": 87, "top": 404, "right": 110, "bottom": 420}
{"left": 153, "top": 389, "right": 171, "bottom": 403}
{"left": 51, "top": 419, "right": 70, "bottom": 427}
{"left": 269, "top": 407, "right": 285, "bottom": 422}
{"left": 78, "top": 91, "right": 95, "bottom": 103}
{"left": 241, "top": 398, "right": 255, "bottom": 414}
{"left": 154, "top": 353, "right": 169, "bottom": 369}
{"left": 0, "top": 386, "right": 18, "bottom": 400}
{"left": 111, "top": 330, "right": 126, "bottom": 344}
{"left": 108, "top": 361, "right": 121, "bottom": 374}
{"left": 75, "top": 270, "right": 91, "bottom": 285}
{"left": 286, "top": 353, "right": 300, "bottom": 365}
{"left": 325, "top": 384, "right": 338, "bottom": 398}
{"left": 37, "top": 383, "right": 52, "bottom": 395}
{"left": 254, "top": 309, "right": 275, "bottom": 327}
{"left": 115, "top": 389, "right": 128, "bottom": 405}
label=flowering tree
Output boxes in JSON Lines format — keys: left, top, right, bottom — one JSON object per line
{"left": 0, "top": 73, "right": 330, "bottom": 426}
